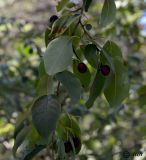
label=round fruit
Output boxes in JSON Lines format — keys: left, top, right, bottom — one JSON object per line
{"left": 100, "top": 64, "right": 110, "bottom": 76}
{"left": 22, "top": 76, "right": 28, "bottom": 83}
{"left": 49, "top": 15, "right": 58, "bottom": 23}
{"left": 85, "top": 24, "right": 92, "bottom": 30}
{"left": 77, "top": 63, "right": 87, "bottom": 73}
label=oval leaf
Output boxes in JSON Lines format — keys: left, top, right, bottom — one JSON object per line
{"left": 31, "top": 95, "right": 61, "bottom": 138}
{"left": 84, "top": 44, "right": 98, "bottom": 68}
{"left": 104, "top": 58, "right": 129, "bottom": 107}
{"left": 100, "top": 0, "right": 116, "bottom": 27}
{"left": 103, "top": 41, "right": 123, "bottom": 58}
{"left": 55, "top": 70, "right": 82, "bottom": 103}
{"left": 43, "top": 36, "right": 73, "bottom": 75}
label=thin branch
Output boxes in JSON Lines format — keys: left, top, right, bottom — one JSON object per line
{"left": 56, "top": 81, "right": 60, "bottom": 97}
{"left": 73, "top": 47, "right": 81, "bottom": 61}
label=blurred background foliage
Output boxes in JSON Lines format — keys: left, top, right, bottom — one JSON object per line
{"left": 0, "top": 0, "right": 146, "bottom": 159}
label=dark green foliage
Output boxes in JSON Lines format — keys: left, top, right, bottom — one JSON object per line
{"left": 1, "top": 0, "right": 145, "bottom": 160}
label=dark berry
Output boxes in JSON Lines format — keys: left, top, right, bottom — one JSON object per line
{"left": 100, "top": 64, "right": 110, "bottom": 76}
{"left": 64, "top": 141, "right": 72, "bottom": 153}
{"left": 85, "top": 24, "right": 92, "bottom": 30}
{"left": 64, "top": 137, "right": 81, "bottom": 154}
{"left": 29, "top": 47, "right": 33, "bottom": 54}
{"left": 78, "top": 63, "right": 87, "bottom": 73}
{"left": 22, "top": 76, "right": 28, "bottom": 83}
{"left": 49, "top": 15, "right": 58, "bottom": 23}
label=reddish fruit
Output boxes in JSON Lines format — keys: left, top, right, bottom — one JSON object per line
{"left": 100, "top": 64, "right": 110, "bottom": 76}
{"left": 49, "top": 15, "right": 58, "bottom": 23}
{"left": 77, "top": 63, "right": 87, "bottom": 73}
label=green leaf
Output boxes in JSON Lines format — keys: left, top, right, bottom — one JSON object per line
{"left": 13, "top": 125, "right": 31, "bottom": 156}
{"left": 84, "top": 44, "right": 98, "bottom": 68}
{"left": 57, "top": 0, "right": 68, "bottom": 11}
{"left": 138, "top": 85, "right": 146, "bottom": 95}
{"left": 86, "top": 71, "right": 107, "bottom": 108}
{"left": 38, "top": 60, "right": 46, "bottom": 77}
{"left": 104, "top": 58, "right": 129, "bottom": 107}
{"left": 57, "top": 139, "right": 66, "bottom": 159}
{"left": 43, "top": 36, "right": 73, "bottom": 75}
{"left": 14, "top": 111, "right": 30, "bottom": 139}
{"left": 36, "top": 75, "right": 54, "bottom": 97}
{"left": 26, "top": 126, "right": 49, "bottom": 146}
{"left": 45, "top": 27, "right": 51, "bottom": 47}
{"left": 23, "top": 145, "right": 45, "bottom": 160}
{"left": 84, "top": 0, "right": 93, "bottom": 12}
{"left": 56, "top": 114, "right": 81, "bottom": 140}
{"left": 101, "top": 47, "right": 115, "bottom": 73}
{"left": 100, "top": 0, "right": 116, "bottom": 27}
{"left": 103, "top": 41, "right": 123, "bottom": 59}
{"left": 138, "top": 85, "right": 146, "bottom": 107}
{"left": 55, "top": 71, "right": 82, "bottom": 103}
{"left": 31, "top": 95, "right": 61, "bottom": 138}
{"left": 51, "top": 14, "right": 79, "bottom": 35}
{"left": 73, "top": 59, "right": 91, "bottom": 88}
{"left": 37, "top": 60, "right": 54, "bottom": 97}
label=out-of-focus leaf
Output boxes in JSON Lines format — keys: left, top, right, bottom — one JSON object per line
{"left": 57, "top": 0, "right": 68, "bottom": 11}
{"left": 13, "top": 125, "right": 31, "bottom": 156}
{"left": 84, "top": 0, "right": 93, "bottom": 12}
{"left": 138, "top": 85, "right": 146, "bottom": 106}
{"left": 14, "top": 111, "right": 30, "bottom": 139}
{"left": 23, "top": 145, "right": 45, "bottom": 160}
